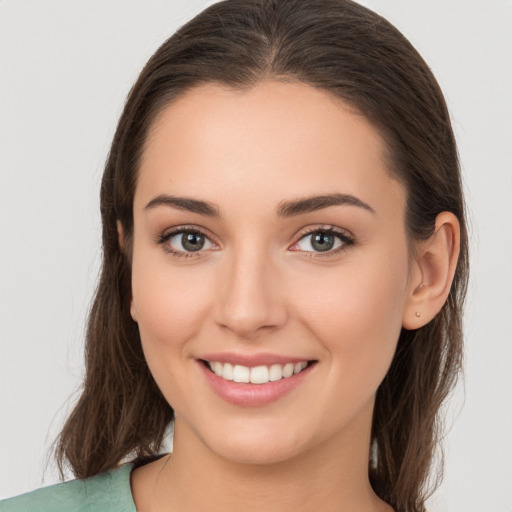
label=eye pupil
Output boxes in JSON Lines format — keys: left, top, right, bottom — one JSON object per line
{"left": 182, "top": 232, "right": 205, "bottom": 252}
{"left": 312, "top": 232, "right": 335, "bottom": 252}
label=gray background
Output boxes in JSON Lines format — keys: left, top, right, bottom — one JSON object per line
{"left": 1, "top": 1, "right": 511, "bottom": 510}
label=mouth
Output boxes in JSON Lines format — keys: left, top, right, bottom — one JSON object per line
{"left": 199, "top": 359, "right": 317, "bottom": 384}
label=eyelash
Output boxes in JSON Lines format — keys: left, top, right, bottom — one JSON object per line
{"left": 156, "top": 225, "right": 355, "bottom": 260}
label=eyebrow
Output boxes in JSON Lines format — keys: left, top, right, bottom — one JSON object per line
{"left": 144, "top": 192, "right": 376, "bottom": 218}
{"left": 276, "top": 192, "right": 375, "bottom": 217}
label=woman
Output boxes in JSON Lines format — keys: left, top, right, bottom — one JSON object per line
{"left": 0, "top": 0, "right": 468, "bottom": 511}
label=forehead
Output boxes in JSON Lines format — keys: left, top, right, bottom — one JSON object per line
{"left": 136, "top": 80, "right": 405, "bottom": 220}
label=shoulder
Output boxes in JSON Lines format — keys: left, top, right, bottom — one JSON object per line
{"left": 0, "top": 463, "right": 136, "bottom": 512}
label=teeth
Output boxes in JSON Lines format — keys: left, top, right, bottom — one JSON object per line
{"left": 294, "top": 361, "right": 307, "bottom": 374}
{"left": 233, "top": 365, "right": 250, "bottom": 383}
{"left": 269, "top": 364, "right": 283, "bottom": 381}
{"left": 213, "top": 361, "right": 223, "bottom": 376}
{"left": 282, "top": 363, "right": 294, "bottom": 378}
{"left": 249, "top": 365, "right": 269, "bottom": 384}
{"left": 206, "top": 360, "right": 310, "bottom": 384}
{"left": 223, "top": 362, "right": 234, "bottom": 380}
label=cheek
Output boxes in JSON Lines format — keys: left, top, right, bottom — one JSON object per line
{"left": 295, "top": 246, "right": 409, "bottom": 386}
{"left": 130, "top": 245, "right": 215, "bottom": 366}
{"left": 130, "top": 255, "right": 216, "bottom": 411}
{"left": 134, "top": 279, "right": 199, "bottom": 340}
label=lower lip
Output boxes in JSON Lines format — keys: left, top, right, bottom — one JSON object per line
{"left": 197, "top": 361, "right": 315, "bottom": 407}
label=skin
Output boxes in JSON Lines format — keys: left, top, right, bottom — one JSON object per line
{"left": 125, "top": 80, "right": 460, "bottom": 512}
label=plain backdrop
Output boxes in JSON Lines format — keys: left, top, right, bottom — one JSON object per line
{"left": 1, "top": 1, "right": 511, "bottom": 510}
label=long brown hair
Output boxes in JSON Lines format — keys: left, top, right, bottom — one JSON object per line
{"left": 54, "top": 1, "right": 469, "bottom": 510}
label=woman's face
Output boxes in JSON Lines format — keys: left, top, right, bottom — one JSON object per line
{"left": 130, "top": 80, "right": 413, "bottom": 465}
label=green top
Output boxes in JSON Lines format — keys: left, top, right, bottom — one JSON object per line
{"left": 0, "top": 463, "right": 137, "bottom": 512}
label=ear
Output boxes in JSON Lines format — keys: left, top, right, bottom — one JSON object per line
{"left": 116, "top": 220, "right": 138, "bottom": 322}
{"left": 402, "top": 212, "right": 460, "bottom": 329}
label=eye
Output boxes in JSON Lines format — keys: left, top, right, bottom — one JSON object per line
{"left": 157, "top": 227, "right": 216, "bottom": 258}
{"left": 291, "top": 226, "right": 355, "bottom": 257}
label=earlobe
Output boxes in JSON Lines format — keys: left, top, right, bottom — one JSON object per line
{"left": 402, "top": 212, "right": 460, "bottom": 330}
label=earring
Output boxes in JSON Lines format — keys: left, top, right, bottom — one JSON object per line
{"left": 415, "top": 311, "right": 421, "bottom": 318}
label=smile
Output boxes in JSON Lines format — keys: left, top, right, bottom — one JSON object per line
{"left": 197, "top": 353, "right": 318, "bottom": 406}
{"left": 205, "top": 360, "right": 309, "bottom": 384}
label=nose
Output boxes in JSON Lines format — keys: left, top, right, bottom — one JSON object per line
{"left": 213, "top": 246, "right": 287, "bottom": 340}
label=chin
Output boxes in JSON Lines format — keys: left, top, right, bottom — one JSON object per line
{"left": 213, "top": 437, "right": 303, "bottom": 466}
{"left": 195, "top": 417, "right": 315, "bottom": 466}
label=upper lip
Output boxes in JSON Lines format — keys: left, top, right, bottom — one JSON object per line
{"left": 198, "top": 352, "right": 314, "bottom": 367}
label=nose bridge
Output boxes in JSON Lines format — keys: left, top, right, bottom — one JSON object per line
{"left": 214, "top": 240, "right": 286, "bottom": 338}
